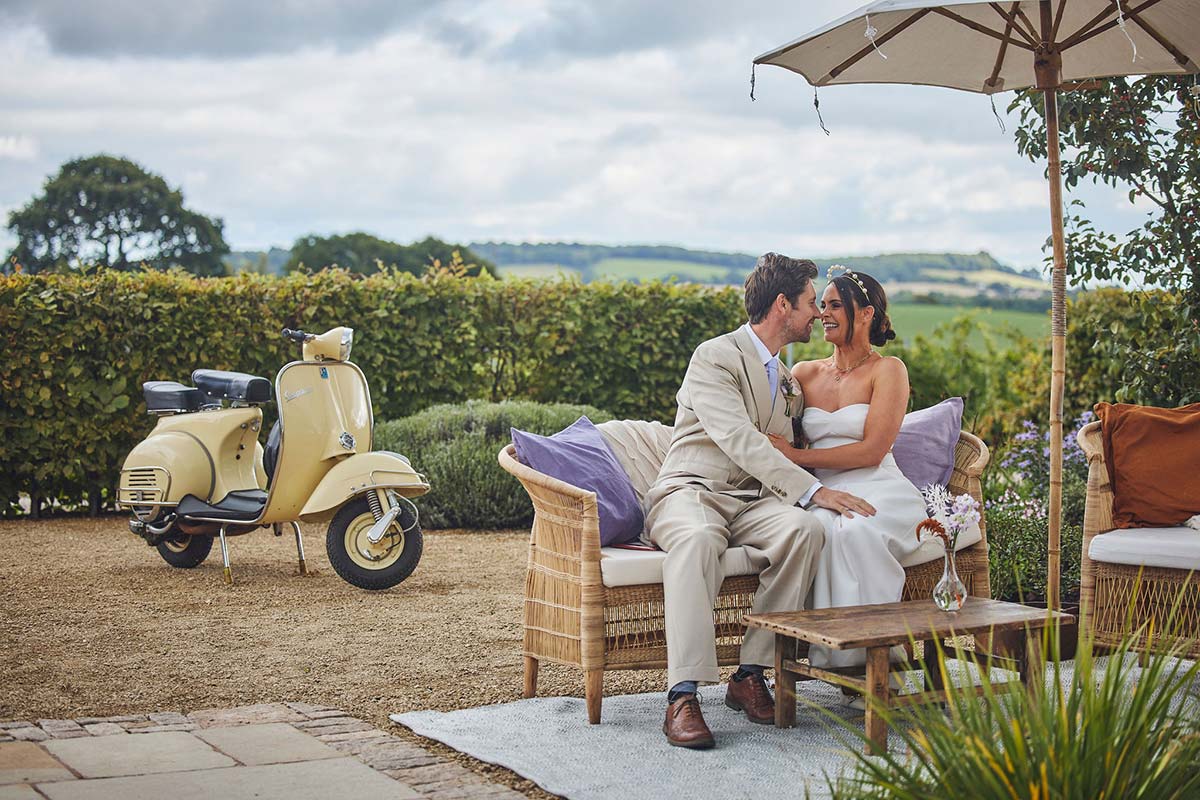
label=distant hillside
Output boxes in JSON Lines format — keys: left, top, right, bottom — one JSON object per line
{"left": 225, "top": 247, "right": 291, "bottom": 274}
{"left": 468, "top": 241, "right": 1044, "bottom": 289}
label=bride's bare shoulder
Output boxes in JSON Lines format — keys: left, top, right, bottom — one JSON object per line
{"left": 790, "top": 358, "right": 826, "bottom": 380}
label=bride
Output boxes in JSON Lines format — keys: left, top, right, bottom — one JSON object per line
{"left": 769, "top": 266, "right": 927, "bottom": 669}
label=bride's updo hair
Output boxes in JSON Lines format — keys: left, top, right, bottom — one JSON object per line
{"left": 828, "top": 268, "right": 897, "bottom": 347}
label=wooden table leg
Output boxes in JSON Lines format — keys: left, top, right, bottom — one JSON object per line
{"left": 923, "top": 639, "right": 944, "bottom": 693}
{"left": 774, "top": 633, "right": 797, "bottom": 728}
{"left": 1021, "top": 628, "right": 1044, "bottom": 694}
{"left": 865, "top": 646, "right": 890, "bottom": 755}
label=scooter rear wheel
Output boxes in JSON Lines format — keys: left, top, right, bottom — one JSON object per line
{"left": 156, "top": 533, "right": 214, "bottom": 569}
{"left": 326, "top": 496, "right": 422, "bottom": 590}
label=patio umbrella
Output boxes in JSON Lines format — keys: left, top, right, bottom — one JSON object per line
{"left": 754, "top": 0, "right": 1200, "bottom": 611}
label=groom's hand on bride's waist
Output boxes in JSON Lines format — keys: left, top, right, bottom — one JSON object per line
{"left": 808, "top": 487, "right": 876, "bottom": 518}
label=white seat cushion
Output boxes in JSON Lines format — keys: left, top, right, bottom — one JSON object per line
{"left": 1088, "top": 526, "right": 1200, "bottom": 570}
{"left": 600, "top": 521, "right": 983, "bottom": 587}
{"left": 600, "top": 545, "right": 757, "bottom": 588}
{"left": 899, "top": 522, "right": 984, "bottom": 569}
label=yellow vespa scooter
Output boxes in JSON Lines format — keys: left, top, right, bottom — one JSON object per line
{"left": 117, "top": 327, "right": 430, "bottom": 590}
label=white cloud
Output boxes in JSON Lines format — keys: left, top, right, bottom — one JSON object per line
{"left": 0, "top": 135, "right": 37, "bottom": 160}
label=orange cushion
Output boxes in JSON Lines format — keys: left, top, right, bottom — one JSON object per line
{"left": 1095, "top": 402, "right": 1200, "bottom": 528}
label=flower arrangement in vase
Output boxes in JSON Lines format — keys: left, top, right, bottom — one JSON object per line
{"left": 917, "top": 485, "right": 981, "bottom": 612}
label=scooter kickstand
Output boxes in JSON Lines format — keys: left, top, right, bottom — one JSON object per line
{"left": 290, "top": 521, "right": 308, "bottom": 576}
{"left": 218, "top": 525, "right": 233, "bottom": 585}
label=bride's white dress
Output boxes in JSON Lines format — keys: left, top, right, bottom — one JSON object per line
{"left": 803, "top": 403, "right": 927, "bottom": 668}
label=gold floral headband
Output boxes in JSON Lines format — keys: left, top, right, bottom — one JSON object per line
{"left": 826, "top": 264, "right": 870, "bottom": 303}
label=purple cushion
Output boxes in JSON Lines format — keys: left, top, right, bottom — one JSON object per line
{"left": 511, "top": 416, "right": 644, "bottom": 546}
{"left": 893, "top": 398, "right": 963, "bottom": 488}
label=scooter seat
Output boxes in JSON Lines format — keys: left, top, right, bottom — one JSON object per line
{"left": 192, "top": 369, "right": 272, "bottom": 404}
{"left": 143, "top": 381, "right": 204, "bottom": 413}
{"left": 176, "top": 489, "right": 267, "bottom": 523}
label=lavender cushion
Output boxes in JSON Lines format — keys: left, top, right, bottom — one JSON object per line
{"left": 511, "top": 416, "right": 644, "bottom": 546}
{"left": 893, "top": 398, "right": 963, "bottom": 488}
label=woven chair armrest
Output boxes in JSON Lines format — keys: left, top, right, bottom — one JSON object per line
{"left": 954, "top": 431, "right": 990, "bottom": 477}
{"left": 1077, "top": 420, "right": 1105, "bottom": 463}
{"left": 1076, "top": 422, "right": 1116, "bottom": 540}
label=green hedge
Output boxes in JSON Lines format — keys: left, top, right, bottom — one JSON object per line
{"left": 374, "top": 400, "right": 612, "bottom": 530}
{"left": 0, "top": 269, "right": 741, "bottom": 513}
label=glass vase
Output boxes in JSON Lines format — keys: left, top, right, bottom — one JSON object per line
{"left": 932, "top": 546, "right": 967, "bottom": 612}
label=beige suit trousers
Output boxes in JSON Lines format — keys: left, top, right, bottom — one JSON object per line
{"left": 646, "top": 487, "right": 825, "bottom": 689}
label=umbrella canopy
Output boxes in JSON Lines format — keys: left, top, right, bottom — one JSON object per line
{"left": 754, "top": 0, "right": 1200, "bottom": 611}
{"left": 756, "top": 1, "right": 1199, "bottom": 93}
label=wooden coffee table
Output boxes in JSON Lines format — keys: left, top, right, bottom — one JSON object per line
{"left": 744, "top": 598, "right": 1074, "bottom": 754}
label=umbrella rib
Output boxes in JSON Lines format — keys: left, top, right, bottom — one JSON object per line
{"left": 988, "top": 3, "right": 1039, "bottom": 45}
{"left": 986, "top": 4, "right": 1021, "bottom": 89}
{"left": 1126, "top": 10, "right": 1198, "bottom": 67}
{"left": 1013, "top": 6, "right": 1043, "bottom": 43}
{"left": 931, "top": 7, "right": 1035, "bottom": 50}
{"left": 1061, "top": 0, "right": 1164, "bottom": 49}
{"left": 825, "top": 8, "right": 933, "bottom": 81}
{"left": 1051, "top": 0, "right": 1068, "bottom": 42}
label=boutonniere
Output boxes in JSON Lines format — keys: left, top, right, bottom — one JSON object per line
{"left": 780, "top": 370, "right": 799, "bottom": 417}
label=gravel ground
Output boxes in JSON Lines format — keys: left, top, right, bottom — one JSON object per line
{"left": 0, "top": 516, "right": 667, "bottom": 795}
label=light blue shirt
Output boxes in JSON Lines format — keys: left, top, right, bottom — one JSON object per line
{"left": 741, "top": 323, "right": 822, "bottom": 508}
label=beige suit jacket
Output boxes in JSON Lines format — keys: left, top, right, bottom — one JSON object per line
{"left": 647, "top": 326, "right": 818, "bottom": 508}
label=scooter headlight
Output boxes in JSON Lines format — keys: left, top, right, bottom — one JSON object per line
{"left": 305, "top": 326, "right": 354, "bottom": 361}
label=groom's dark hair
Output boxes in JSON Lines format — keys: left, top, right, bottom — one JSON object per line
{"left": 744, "top": 253, "right": 819, "bottom": 323}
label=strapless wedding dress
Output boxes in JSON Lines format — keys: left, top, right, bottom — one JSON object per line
{"left": 803, "top": 403, "right": 927, "bottom": 668}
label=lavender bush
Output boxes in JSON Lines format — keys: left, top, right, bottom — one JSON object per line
{"left": 983, "top": 411, "right": 1093, "bottom": 603}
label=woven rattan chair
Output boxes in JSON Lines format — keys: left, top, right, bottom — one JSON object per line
{"left": 1077, "top": 421, "right": 1200, "bottom": 657}
{"left": 499, "top": 428, "right": 990, "bottom": 723}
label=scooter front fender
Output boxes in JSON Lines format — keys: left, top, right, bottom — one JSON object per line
{"left": 299, "top": 451, "right": 430, "bottom": 519}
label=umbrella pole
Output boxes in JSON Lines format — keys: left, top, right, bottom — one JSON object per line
{"left": 1042, "top": 84, "right": 1066, "bottom": 613}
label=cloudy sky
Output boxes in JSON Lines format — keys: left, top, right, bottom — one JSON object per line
{"left": 0, "top": 0, "right": 1149, "bottom": 270}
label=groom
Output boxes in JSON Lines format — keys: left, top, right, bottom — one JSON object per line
{"left": 646, "top": 252, "right": 876, "bottom": 749}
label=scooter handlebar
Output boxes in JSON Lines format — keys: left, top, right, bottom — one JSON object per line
{"left": 281, "top": 328, "right": 313, "bottom": 343}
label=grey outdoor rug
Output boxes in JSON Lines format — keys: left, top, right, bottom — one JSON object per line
{"left": 391, "top": 665, "right": 1018, "bottom": 800}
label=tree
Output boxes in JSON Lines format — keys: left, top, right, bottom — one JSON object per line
{"left": 5, "top": 155, "right": 229, "bottom": 275}
{"left": 1009, "top": 76, "right": 1200, "bottom": 408}
{"left": 1009, "top": 76, "right": 1198, "bottom": 308}
{"left": 285, "top": 232, "right": 495, "bottom": 277}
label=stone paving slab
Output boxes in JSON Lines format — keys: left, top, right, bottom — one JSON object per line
{"left": 0, "top": 742, "right": 75, "bottom": 785}
{"left": 0, "top": 784, "right": 43, "bottom": 800}
{"left": 80, "top": 723, "right": 125, "bottom": 737}
{"left": 196, "top": 723, "right": 341, "bottom": 766}
{"left": 37, "top": 757, "right": 420, "bottom": 800}
{"left": 44, "top": 731, "right": 235, "bottom": 778}
{"left": 189, "top": 703, "right": 305, "bottom": 728}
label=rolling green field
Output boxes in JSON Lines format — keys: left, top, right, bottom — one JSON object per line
{"left": 919, "top": 267, "right": 1048, "bottom": 290}
{"left": 889, "top": 303, "right": 1047, "bottom": 340}
{"left": 784, "top": 303, "right": 1048, "bottom": 361}
{"left": 497, "top": 262, "right": 582, "bottom": 279}
{"left": 589, "top": 258, "right": 732, "bottom": 282}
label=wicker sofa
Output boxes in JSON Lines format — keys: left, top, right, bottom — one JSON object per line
{"left": 1077, "top": 421, "right": 1200, "bottom": 657}
{"left": 498, "top": 418, "right": 991, "bottom": 723}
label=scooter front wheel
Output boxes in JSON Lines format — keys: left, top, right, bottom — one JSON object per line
{"left": 326, "top": 496, "right": 422, "bottom": 590}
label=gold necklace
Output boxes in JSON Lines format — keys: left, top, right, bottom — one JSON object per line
{"left": 829, "top": 351, "right": 873, "bottom": 382}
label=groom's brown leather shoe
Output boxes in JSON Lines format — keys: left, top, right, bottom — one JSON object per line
{"left": 724, "top": 672, "right": 775, "bottom": 724}
{"left": 663, "top": 694, "right": 715, "bottom": 749}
